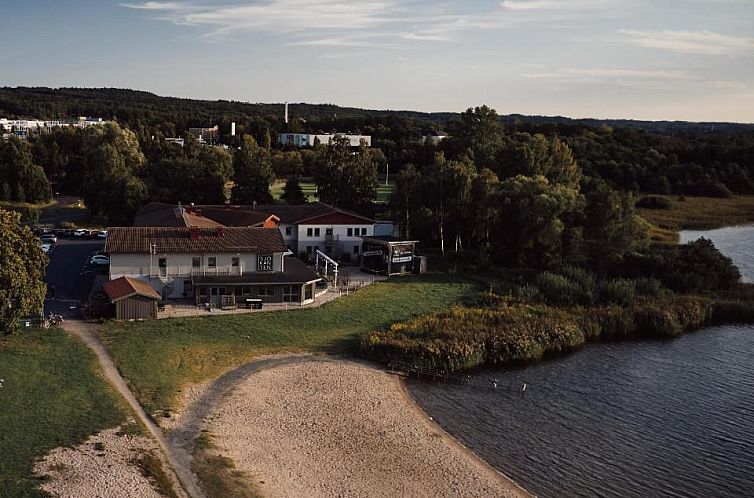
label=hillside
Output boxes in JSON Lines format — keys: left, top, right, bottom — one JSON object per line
{"left": 2, "top": 87, "right": 752, "bottom": 134}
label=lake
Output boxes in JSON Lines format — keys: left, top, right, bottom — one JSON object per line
{"left": 408, "top": 226, "right": 754, "bottom": 498}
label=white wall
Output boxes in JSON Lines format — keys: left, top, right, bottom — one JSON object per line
{"left": 296, "top": 223, "right": 373, "bottom": 257}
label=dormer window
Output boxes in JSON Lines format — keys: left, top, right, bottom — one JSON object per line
{"left": 258, "top": 254, "right": 273, "bottom": 271}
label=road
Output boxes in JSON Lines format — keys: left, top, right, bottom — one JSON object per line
{"left": 44, "top": 239, "right": 106, "bottom": 316}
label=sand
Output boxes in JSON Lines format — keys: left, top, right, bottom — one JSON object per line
{"left": 202, "top": 356, "right": 531, "bottom": 498}
{"left": 33, "top": 424, "right": 186, "bottom": 498}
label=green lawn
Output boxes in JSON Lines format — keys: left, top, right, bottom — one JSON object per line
{"left": 270, "top": 179, "right": 394, "bottom": 204}
{"left": 375, "top": 181, "right": 395, "bottom": 204}
{"left": 0, "top": 330, "right": 130, "bottom": 497}
{"left": 101, "top": 275, "right": 481, "bottom": 415}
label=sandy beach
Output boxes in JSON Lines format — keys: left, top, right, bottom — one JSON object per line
{"left": 34, "top": 424, "right": 187, "bottom": 498}
{"left": 200, "top": 355, "right": 531, "bottom": 498}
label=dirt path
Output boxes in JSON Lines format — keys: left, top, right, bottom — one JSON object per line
{"left": 63, "top": 320, "right": 205, "bottom": 498}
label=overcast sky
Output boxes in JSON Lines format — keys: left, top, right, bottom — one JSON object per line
{"left": 2, "top": 0, "right": 753, "bottom": 122}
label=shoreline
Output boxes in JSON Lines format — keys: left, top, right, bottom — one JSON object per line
{"left": 178, "top": 353, "right": 532, "bottom": 497}
{"left": 394, "top": 374, "right": 533, "bottom": 497}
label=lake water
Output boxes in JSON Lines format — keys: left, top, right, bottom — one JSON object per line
{"left": 408, "top": 226, "right": 754, "bottom": 498}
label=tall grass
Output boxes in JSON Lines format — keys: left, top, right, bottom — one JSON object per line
{"left": 360, "top": 295, "right": 754, "bottom": 372}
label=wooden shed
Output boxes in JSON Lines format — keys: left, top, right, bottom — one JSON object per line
{"left": 102, "top": 276, "right": 161, "bottom": 320}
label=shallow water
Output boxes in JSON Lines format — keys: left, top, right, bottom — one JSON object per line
{"left": 408, "top": 226, "right": 754, "bottom": 498}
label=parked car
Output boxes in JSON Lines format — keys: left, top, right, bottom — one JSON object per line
{"left": 74, "top": 229, "right": 89, "bottom": 238}
{"left": 39, "top": 234, "right": 57, "bottom": 244}
{"left": 90, "top": 255, "right": 110, "bottom": 266}
{"left": 40, "top": 243, "right": 52, "bottom": 254}
{"left": 97, "top": 230, "right": 108, "bottom": 239}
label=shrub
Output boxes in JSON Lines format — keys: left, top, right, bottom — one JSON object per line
{"left": 597, "top": 279, "right": 636, "bottom": 305}
{"left": 513, "top": 284, "right": 543, "bottom": 304}
{"left": 634, "top": 277, "right": 662, "bottom": 296}
{"left": 535, "top": 272, "right": 583, "bottom": 306}
{"left": 636, "top": 195, "right": 673, "bottom": 210}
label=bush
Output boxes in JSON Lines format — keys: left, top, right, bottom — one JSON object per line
{"left": 634, "top": 277, "right": 662, "bottom": 296}
{"left": 597, "top": 279, "right": 636, "bottom": 305}
{"left": 513, "top": 284, "right": 544, "bottom": 303}
{"left": 535, "top": 272, "right": 583, "bottom": 306}
{"left": 636, "top": 195, "right": 673, "bottom": 210}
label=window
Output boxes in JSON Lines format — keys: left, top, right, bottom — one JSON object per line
{"left": 307, "top": 227, "right": 313, "bottom": 237}
{"left": 241, "top": 286, "right": 251, "bottom": 295}
{"left": 347, "top": 228, "right": 353, "bottom": 237}
{"left": 231, "top": 257, "right": 240, "bottom": 267}
{"left": 325, "top": 228, "right": 333, "bottom": 236}
{"left": 285, "top": 226, "right": 292, "bottom": 236}
{"left": 283, "top": 285, "right": 299, "bottom": 303}
{"left": 208, "top": 257, "right": 217, "bottom": 267}
{"left": 158, "top": 257, "right": 167, "bottom": 268}
{"left": 353, "top": 245, "right": 360, "bottom": 255}
{"left": 257, "top": 286, "right": 273, "bottom": 297}
{"left": 192, "top": 257, "right": 201, "bottom": 267}
{"left": 257, "top": 253, "right": 274, "bottom": 271}
{"left": 306, "top": 246, "right": 313, "bottom": 254}
{"left": 361, "top": 228, "right": 367, "bottom": 236}
{"left": 314, "top": 228, "right": 321, "bottom": 237}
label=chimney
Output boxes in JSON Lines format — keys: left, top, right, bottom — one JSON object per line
{"left": 285, "top": 102, "right": 289, "bottom": 124}
{"left": 231, "top": 122, "right": 236, "bottom": 136}
{"left": 190, "top": 227, "right": 200, "bottom": 240}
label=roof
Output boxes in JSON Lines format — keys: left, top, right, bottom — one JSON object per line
{"left": 133, "top": 203, "right": 223, "bottom": 228}
{"left": 188, "top": 206, "right": 277, "bottom": 227}
{"left": 361, "top": 235, "right": 419, "bottom": 244}
{"left": 105, "top": 227, "right": 287, "bottom": 254}
{"left": 103, "top": 276, "right": 161, "bottom": 302}
{"left": 255, "top": 202, "right": 373, "bottom": 224}
{"left": 191, "top": 258, "right": 322, "bottom": 285}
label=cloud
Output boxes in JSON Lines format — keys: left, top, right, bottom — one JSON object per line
{"left": 619, "top": 29, "right": 754, "bottom": 56}
{"left": 500, "top": 0, "right": 610, "bottom": 10}
{"left": 521, "top": 66, "right": 705, "bottom": 90}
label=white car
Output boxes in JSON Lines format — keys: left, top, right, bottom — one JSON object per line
{"left": 40, "top": 243, "right": 52, "bottom": 254}
{"left": 97, "top": 230, "right": 108, "bottom": 239}
{"left": 90, "top": 255, "right": 110, "bottom": 266}
{"left": 74, "top": 229, "right": 88, "bottom": 238}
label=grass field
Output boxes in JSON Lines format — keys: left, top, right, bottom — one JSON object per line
{"left": 101, "top": 275, "right": 481, "bottom": 415}
{"left": 638, "top": 195, "right": 754, "bottom": 233}
{"left": 0, "top": 330, "right": 130, "bottom": 497}
{"left": 270, "top": 179, "right": 395, "bottom": 204}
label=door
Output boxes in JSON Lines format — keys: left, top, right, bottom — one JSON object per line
{"left": 210, "top": 287, "right": 221, "bottom": 305}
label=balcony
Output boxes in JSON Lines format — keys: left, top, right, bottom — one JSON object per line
{"left": 149, "top": 265, "right": 244, "bottom": 278}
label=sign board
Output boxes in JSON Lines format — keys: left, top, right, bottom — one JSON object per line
{"left": 363, "top": 250, "right": 383, "bottom": 256}
{"left": 392, "top": 256, "right": 413, "bottom": 263}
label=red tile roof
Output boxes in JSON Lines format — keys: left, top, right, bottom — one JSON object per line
{"left": 103, "top": 276, "right": 161, "bottom": 302}
{"left": 105, "top": 227, "right": 287, "bottom": 254}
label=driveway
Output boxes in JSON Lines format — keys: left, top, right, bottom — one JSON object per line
{"left": 44, "top": 239, "right": 106, "bottom": 316}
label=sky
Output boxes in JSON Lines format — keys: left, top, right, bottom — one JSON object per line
{"left": 1, "top": 0, "right": 753, "bottom": 122}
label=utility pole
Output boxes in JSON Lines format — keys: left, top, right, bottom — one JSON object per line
{"left": 385, "top": 162, "right": 389, "bottom": 187}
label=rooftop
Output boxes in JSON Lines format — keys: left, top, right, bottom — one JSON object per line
{"left": 103, "top": 276, "right": 162, "bottom": 302}
{"left": 106, "top": 227, "right": 287, "bottom": 254}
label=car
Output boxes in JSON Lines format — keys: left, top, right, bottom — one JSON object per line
{"left": 97, "top": 230, "right": 108, "bottom": 239}
{"left": 40, "top": 243, "right": 52, "bottom": 254}
{"left": 90, "top": 255, "right": 110, "bottom": 266}
{"left": 39, "top": 234, "right": 57, "bottom": 244}
{"left": 74, "top": 229, "right": 88, "bottom": 238}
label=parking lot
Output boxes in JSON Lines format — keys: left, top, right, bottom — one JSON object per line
{"left": 44, "top": 239, "right": 106, "bottom": 316}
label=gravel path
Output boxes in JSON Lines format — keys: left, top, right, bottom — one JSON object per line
{"left": 191, "top": 354, "right": 531, "bottom": 498}
{"left": 63, "top": 320, "right": 203, "bottom": 498}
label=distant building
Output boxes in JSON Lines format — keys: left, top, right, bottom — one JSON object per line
{"left": 278, "top": 133, "right": 371, "bottom": 148}
{"left": 0, "top": 116, "right": 108, "bottom": 140}
{"left": 423, "top": 131, "right": 449, "bottom": 145}
{"left": 187, "top": 125, "right": 219, "bottom": 144}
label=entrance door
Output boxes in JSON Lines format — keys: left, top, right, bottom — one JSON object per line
{"left": 210, "top": 287, "right": 221, "bottom": 305}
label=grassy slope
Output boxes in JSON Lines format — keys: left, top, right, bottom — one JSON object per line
{"left": 101, "top": 275, "right": 480, "bottom": 414}
{"left": 0, "top": 330, "right": 129, "bottom": 497}
{"left": 638, "top": 195, "right": 754, "bottom": 234}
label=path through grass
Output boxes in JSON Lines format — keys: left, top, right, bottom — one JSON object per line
{"left": 101, "top": 275, "right": 481, "bottom": 415}
{"left": 0, "top": 330, "right": 129, "bottom": 497}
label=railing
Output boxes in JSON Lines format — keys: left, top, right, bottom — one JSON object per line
{"left": 148, "top": 265, "right": 244, "bottom": 278}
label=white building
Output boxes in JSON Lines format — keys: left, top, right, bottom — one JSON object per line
{"left": 133, "top": 202, "right": 376, "bottom": 263}
{"left": 278, "top": 133, "right": 371, "bottom": 148}
{"left": 106, "top": 226, "right": 322, "bottom": 304}
{"left": 0, "top": 116, "right": 107, "bottom": 139}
